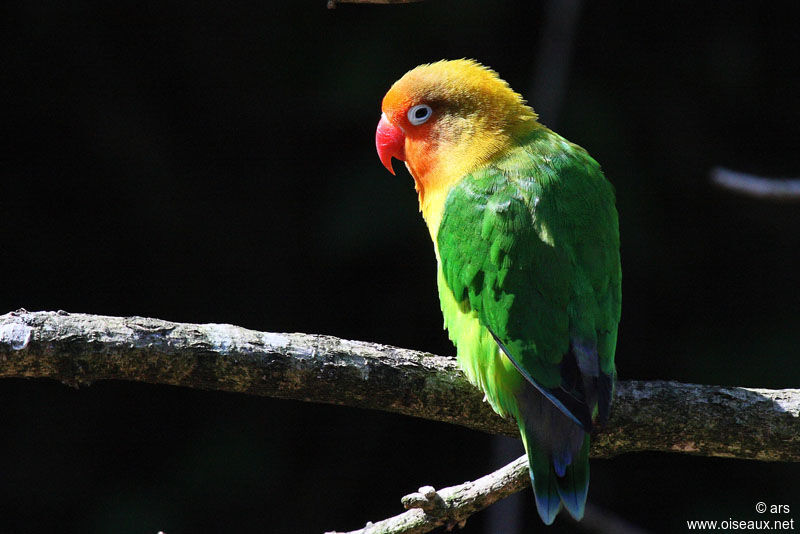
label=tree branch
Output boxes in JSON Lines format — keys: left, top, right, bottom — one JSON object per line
{"left": 711, "top": 166, "right": 800, "bottom": 201}
{"left": 327, "top": 0, "right": 424, "bottom": 8}
{"left": 1, "top": 310, "right": 798, "bottom": 462}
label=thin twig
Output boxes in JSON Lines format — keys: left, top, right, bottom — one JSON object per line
{"left": 711, "top": 166, "right": 800, "bottom": 200}
{"left": 1, "top": 310, "right": 799, "bottom": 461}
{"left": 326, "top": 455, "right": 530, "bottom": 534}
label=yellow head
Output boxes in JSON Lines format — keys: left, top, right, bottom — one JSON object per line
{"left": 376, "top": 59, "right": 539, "bottom": 216}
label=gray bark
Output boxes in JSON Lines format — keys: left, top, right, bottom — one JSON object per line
{"left": 1, "top": 309, "right": 798, "bottom": 461}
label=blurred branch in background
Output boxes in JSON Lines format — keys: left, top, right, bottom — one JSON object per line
{"left": 530, "top": 0, "right": 582, "bottom": 127}
{"left": 711, "top": 167, "right": 800, "bottom": 201}
{"left": 2, "top": 310, "right": 798, "bottom": 461}
{"left": 327, "top": 0, "right": 424, "bottom": 8}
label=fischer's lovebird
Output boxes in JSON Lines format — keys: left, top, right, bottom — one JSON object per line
{"left": 375, "top": 60, "right": 621, "bottom": 525}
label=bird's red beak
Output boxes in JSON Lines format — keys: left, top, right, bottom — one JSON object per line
{"left": 376, "top": 113, "right": 406, "bottom": 175}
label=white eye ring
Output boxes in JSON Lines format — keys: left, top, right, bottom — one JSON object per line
{"left": 407, "top": 104, "right": 433, "bottom": 126}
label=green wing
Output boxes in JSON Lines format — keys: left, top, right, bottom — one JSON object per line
{"left": 437, "top": 128, "right": 621, "bottom": 427}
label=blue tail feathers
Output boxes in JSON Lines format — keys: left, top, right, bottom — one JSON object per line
{"left": 554, "top": 435, "right": 590, "bottom": 521}
{"left": 528, "top": 441, "right": 563, "bottom": 525}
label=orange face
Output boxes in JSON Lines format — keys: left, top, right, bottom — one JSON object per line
{"left": 376, "top": 85, "right": 439, "bottom": 176}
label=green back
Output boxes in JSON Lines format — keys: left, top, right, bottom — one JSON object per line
{"left": 437, "top": 127, "right": 621, "bottom": 415}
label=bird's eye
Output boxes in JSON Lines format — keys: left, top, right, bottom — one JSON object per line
{"left": 407, "top": 104, "right": 433, "bottom": 126}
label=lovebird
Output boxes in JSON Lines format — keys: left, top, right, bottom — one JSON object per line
{"left": 375, "top": 60, "right": 621, "bottom": 525}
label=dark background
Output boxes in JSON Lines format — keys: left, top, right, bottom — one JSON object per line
{"left": 3, "top": 1, "right": 800, "bottom": 532}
